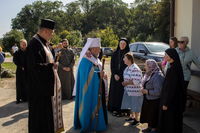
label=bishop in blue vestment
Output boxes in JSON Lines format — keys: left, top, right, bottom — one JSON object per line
{"left": 74, "top": 38, "right": 108, "bottom": 133}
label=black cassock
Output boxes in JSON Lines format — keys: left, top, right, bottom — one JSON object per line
{"left": 26, "top": 34, "right": 55, "bottom": 133}
{"left": 13, "top": 49, "right": 27, "bottom": 102}
{"left": 159, "top": 48, "right": 184, "bottom": 133}
{"left": 108, "top": 39, "right": 129, "bottom": 112}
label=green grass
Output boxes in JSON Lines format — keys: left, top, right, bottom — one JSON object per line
{"left": 5, "top": 54, "right": 12, "bottom": 58}
{"left": 1, "top": 62, "right": 16, "bottom": 73}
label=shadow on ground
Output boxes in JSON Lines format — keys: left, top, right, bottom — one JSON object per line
{"left": 65, "top": 124, "right": 141, "bottom": 133}
{"left": 65, "top": 111, "right": 142, "bottom": 133}
{"left": 183, "top": 123, "right": 197, "bottom": 133}
{"left": 2, "top": 112, "right": 28, "bottom": 127}
{"left": 0, "top": 101, "right": 28, "bottom": 118}
{"left": 0, "top": 99, "right": 73, "bottom": 119}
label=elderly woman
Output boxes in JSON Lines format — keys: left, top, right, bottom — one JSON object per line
{"left": 121, "top": 53, "right": 143, "bottom": 126}
{"left": 108, "top": 38, "right": 130, "bottom": 117}
{"left": 176, "top": 36, "right": 200, "bottom": 112}
{"left": 140, "top": 59, "right": 164, "bottom": 133}
{"left": 159, "top": 48, "right": 184, "bottom": 133}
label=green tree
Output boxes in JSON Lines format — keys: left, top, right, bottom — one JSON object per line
{"left": 59, "top": 30, "right": 83, "bottom": 46}
{"left": 66, "top": 30, "right": 83, "bottom": 47}
{"left": 79, "top": 0, "right": 91, "bottom": 14}
{"left": 81, "top": 0, "right": 130, "bottom": 38}
{"left": 129, "top": 2, "right": 156, "bottom": 41}
{"left": 10, "top": 0, "right": 170, "bottom": 45}
{"left": 86, "top": 27, "right": 118, "bottom": 47}
{"left": 51, "top": 34, "right": 61, "bottom": 45}
{"left": 2, "top": 30, "right": 24, "bottom": 51}
{"left": 128, "top": 0, "right": 170, "bottom": 42}
{"left": 12, "top": 1, "right": 66, "bottom": 41}
{"left": 59, "top": 30, "right": 71, "bottom": 40}
{"left": 153, "top": 0, "right": 170, "bottom": 43}
{"left": 64, "top": 2, "right": 83, "bottom": 31}
{"left": 0, "top": 38, "right": 3, "bottom": 48}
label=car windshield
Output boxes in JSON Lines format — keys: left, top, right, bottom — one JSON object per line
{"left": 145, "top": 43, "right": 169, "bottom": 52}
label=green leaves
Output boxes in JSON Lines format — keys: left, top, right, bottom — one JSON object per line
{"left": 85, "top": 27, "right": 118, "bottom": 47}
{"left": 2, "top": 30, "right": 24, "bottom": 51}
{"left": 7, "top": 0, "right": 170, "bottom": 49}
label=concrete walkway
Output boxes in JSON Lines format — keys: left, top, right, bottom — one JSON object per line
{"left": 0, "top": 77, "right": 199, "bottom": 133}
{"left": 183, "top": 108, "right": 200, "bottom": 133}
{"left": 1, "top": 57, "right": 199, "bottom": 133}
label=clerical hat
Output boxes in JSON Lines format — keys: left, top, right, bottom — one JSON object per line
{"left": 40, "top": 19, "right": 55, "bottom": 30}
{"left": 88, "top": 38, "right": 101, "bottom": 48}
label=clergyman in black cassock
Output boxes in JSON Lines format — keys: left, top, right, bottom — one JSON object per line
{"left": 13, "top": 39, "right": 28, "bottom": 103}
{"left": 58, "top": 39, "right": 75, "bottom": 100}
{"left": 26, "top": 19, "right": 64, "bottom": 133}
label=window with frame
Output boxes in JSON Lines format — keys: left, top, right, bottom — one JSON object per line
{"left": 130, "top": 44, "right": 137, "bottom": 52}
{"left": 137, "top": 44, "right": 147, "bottom": 52}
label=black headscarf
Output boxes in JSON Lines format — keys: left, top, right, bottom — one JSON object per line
{"left": 115, "top": 38, "right": 130, "bottom": 70}
{"left": 159, "top": 48, "right": 185, "bottom": 133}
{"left": 116, "top": 38, "right": 130, "bottom": 52}
{"left": 165, "top": 48, "right": 184, "bottom": 86}
{"left": 165, "top": 48, "right": 182, "bottom": 69}
{"left": 111, "top": 38, "right": 130, "bottom": 78}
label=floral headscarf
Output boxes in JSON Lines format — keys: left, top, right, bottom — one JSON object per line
{"left": 142, "top": 59, "right": 161, "bottom": 86}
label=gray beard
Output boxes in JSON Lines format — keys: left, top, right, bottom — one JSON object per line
{"left": 92, "top": 53, "right": 99, "bottom": 58}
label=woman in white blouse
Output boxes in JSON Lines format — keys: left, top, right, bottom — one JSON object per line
{"left": 121, "top": 53, "right": 143, "bottom": 126}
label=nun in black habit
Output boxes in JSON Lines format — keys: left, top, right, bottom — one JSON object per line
{"left": 159, "top": 48, "right": 184, "bottom": 133}
{"left": 108, "top": 38, "right": 130, "bottom": 116}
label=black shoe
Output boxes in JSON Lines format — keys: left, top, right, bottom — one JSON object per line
{"left": 125, "top": 117, "right": 135, "bottom": 122}
{"left": 16, "top": 100, "right": 20, "bottom": 104}
{"left": 21, "top": 99, "right": 27, "bottom": 102}
{"left": 131, "top": 120, "right": 139, "bottom": 126}
{"left": 112, "top": 111, "right": 118, "bottom": 116}
{"left": 116, "top": 112, "right": 123, "bottom": 117}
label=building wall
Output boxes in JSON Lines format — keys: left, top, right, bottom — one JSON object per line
{"left": 175, "top": 0, "right": 200, "bottom": 93}
{"left": 189, "top": 0, "right": 200, "bottom": 92}
{"left": 174, "top": 0, "right": 193, "bottom": 47}
{"left": 191, "top": 0, "right": 200, "bottom": 54}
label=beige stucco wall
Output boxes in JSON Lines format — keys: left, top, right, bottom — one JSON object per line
{"left": 189, "top": 0, "right": 200, "bottom": 93}
{"left": 175, "top": 0, "right": 200, "bottom": 93}
{"left": 174, "top": 0, "right": 193, "bottom": 47}
{"left": 191, "top": 0, "right": 200, "bottom": 54}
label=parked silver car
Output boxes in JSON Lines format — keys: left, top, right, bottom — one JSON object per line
{"left": 101, "top": 47, "right": 113, "bottom": 57}
{"left": 129, "top": 42, "right": 169, "bottom": 62}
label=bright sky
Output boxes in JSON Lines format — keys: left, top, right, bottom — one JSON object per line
{"left": 0, "top": 0, "right": 134, "bottom": 38}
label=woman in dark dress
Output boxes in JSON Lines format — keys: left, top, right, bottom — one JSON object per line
{"left": 140, "top": 59, "right": 164, "bottom": 132}
{"left": 108, "top": 38, "right": 130, "bottom": 116}
{"left": 159, "top": 48, "right": 184, "bottom": 133}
